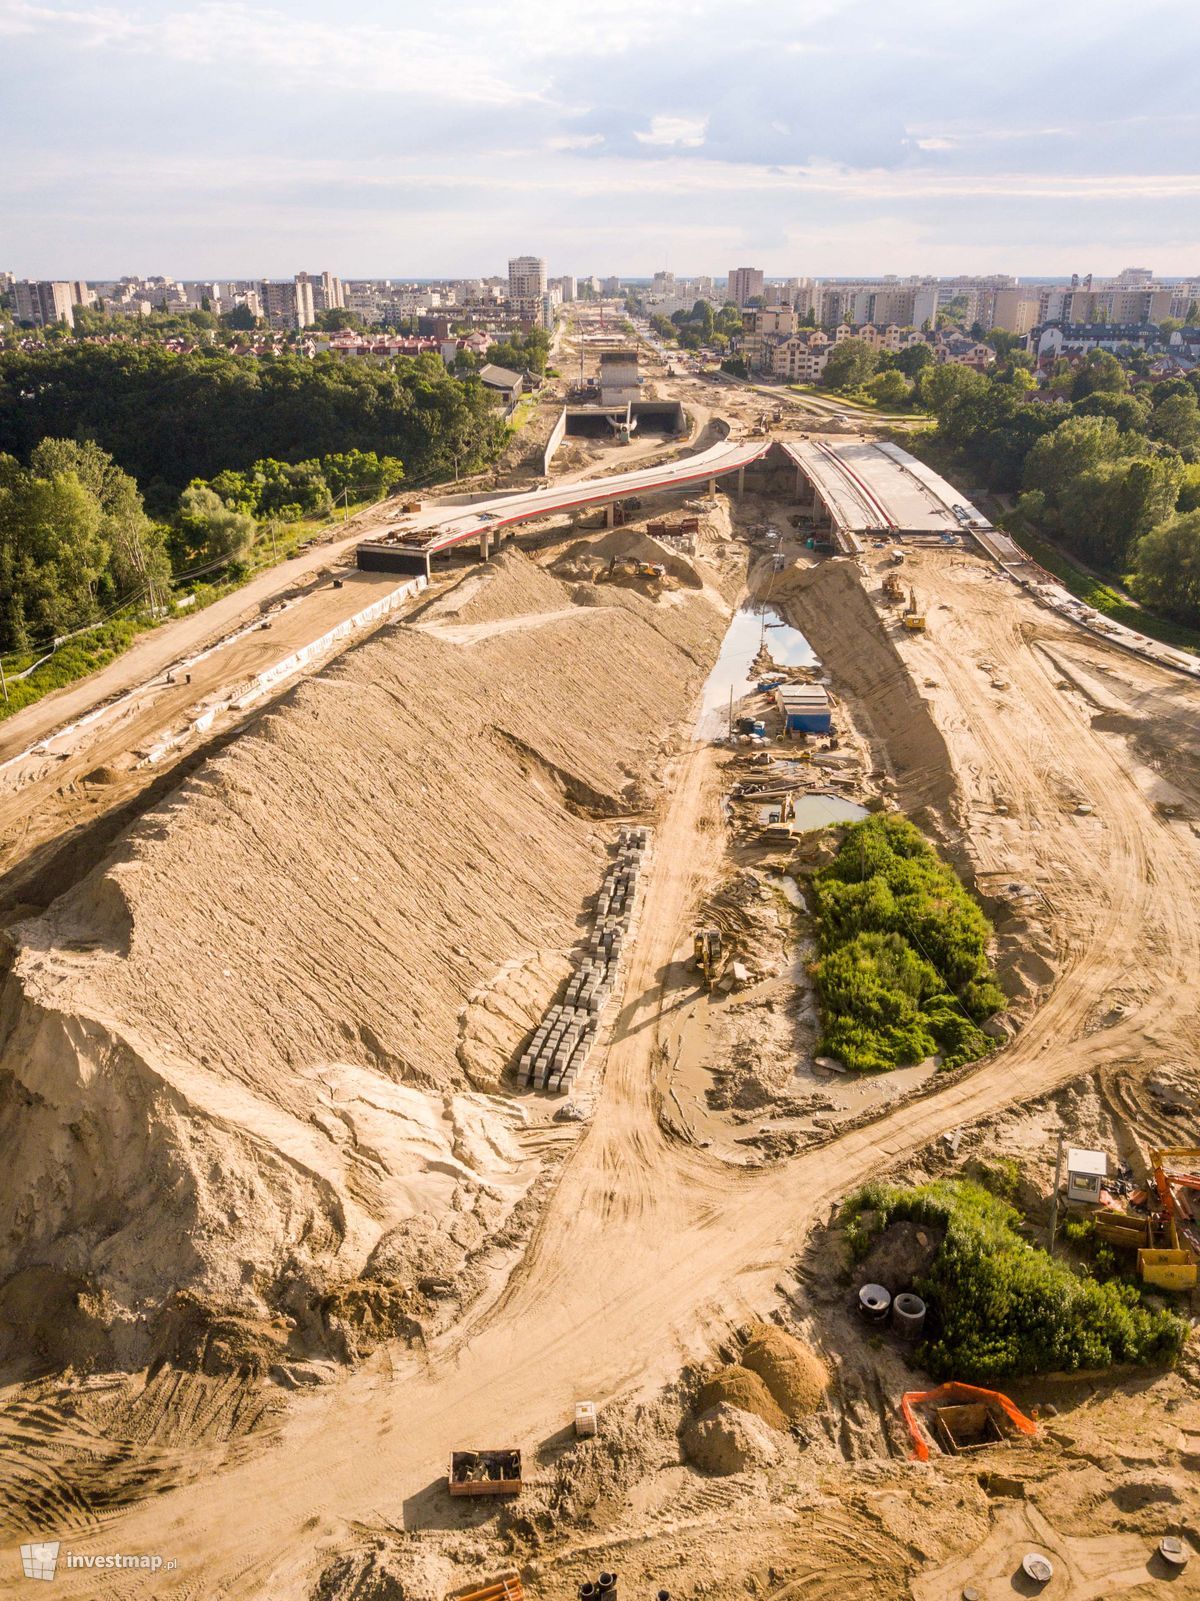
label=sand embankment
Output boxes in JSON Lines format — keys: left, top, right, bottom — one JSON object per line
{"left": 0, "top": 547, "right": 729, "bottom": 1367}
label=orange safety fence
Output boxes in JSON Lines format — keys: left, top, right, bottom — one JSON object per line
{"left": 900, "top": 1381, "right": 1038, "bottom": 1463}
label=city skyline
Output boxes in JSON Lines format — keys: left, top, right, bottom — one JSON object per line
{"left": 3, "top": 0, "right": 1199, "bottom": 278}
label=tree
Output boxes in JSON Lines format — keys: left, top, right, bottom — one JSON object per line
{"left": 313, "top": 308, "right": 365, "bottom": 333}
{"left": 1151, "top": 391, "right": 1200, "bottom": 457}
{"left": 917, "top": 361, "right": 988, "bottom": 413}
{"left": 1059, "top": 455, "right": 1184, "bottom": 568}
{"left": 1177, "top": 463, "right": 1200, "bottom": 514}
{"left": 0, "top": 455, "right": 111, "bottom": 649}
{"left": 1130, "top": 510, "right": 1200, "bottom": 625}
{"left": 866, "top": 369, "right": 911, "bottom": 407}
{"left": 894, "top": 342, "right": 933, "bottom": 378}
{"left": 1072, "top": 390, "right": 1151, "bottom": 433}
{"left": 822, "top": 338, "right": 879, "bottom": 391}
{"left": 1070, "top": 348, "right": 1129, "bottom": 400}
{"left": 175, "top": 484, "right": 256, "bottom": 566}
{"left": 1023, "top": 414, "right": 1123, "bottom": 502}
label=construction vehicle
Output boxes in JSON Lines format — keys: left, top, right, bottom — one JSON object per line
{"left": 692, "top": 928, "right": 724, "bottom": 990}
{"left": 882, "top": 570, "right": 905, "bottom": 604}
{"left": 637, "top": 562, "right": 666, "bottom": 580}
{"left": 1140, "top": 1148, "right": 1200, "bottom": 1290}
{"left": 903, "top": 588, "right": 927, "bottom": 632}
{"left": 448, "top": 1449, "right": 522, "bottom": 1498}
{"left": 889, "top": 547, "right": 906, "bottom": 564}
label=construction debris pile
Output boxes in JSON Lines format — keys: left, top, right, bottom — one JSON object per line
{"left": 518, "top": 827, "right": 652, "bottom": 1093}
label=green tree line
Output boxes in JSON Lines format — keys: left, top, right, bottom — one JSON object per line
{"left": 918, "top": 352, "right": 1200, "bottom": 626}
{"left": 0, "top": 345, "right": 508, "bottom": 509}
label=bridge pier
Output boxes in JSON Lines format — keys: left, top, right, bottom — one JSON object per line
{"left": 605, "top": 502, "right": 615, "bottom": 528}
{"left": 708, "top": 478, "right": 717, "bottom": 495}
{"left": 479, "top": 530, "right": 491, "bottom": 560}
{"left": 737, "top": 466, "right": 746, "bottom": 495}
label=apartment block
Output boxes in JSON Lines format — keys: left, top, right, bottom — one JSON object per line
{"left": 13, "top": 279, "right": 76, "bottom": 327}
{"left": 727, "top": 266, "right": 764, "bottom": 308}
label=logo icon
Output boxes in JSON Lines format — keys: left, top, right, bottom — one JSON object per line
{"left": 20, "top": 1542, "right": 59, "bottom": 1582}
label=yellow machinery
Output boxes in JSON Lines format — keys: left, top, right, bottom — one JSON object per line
{"left": 1139, "top": 1148, "right": 1200, "bottom": 1291}
{"left": 882, "top": 571, "right": 905, "bottom": 603}
{"left": 693, "top": 928, "right": 723, "bottom": 990}
{"left": 903, "top": 587, "right": 927, "bottom": 632}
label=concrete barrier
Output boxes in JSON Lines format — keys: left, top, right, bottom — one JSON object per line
{"left": 543, "top": 406, "right": 568, "bottom": 475}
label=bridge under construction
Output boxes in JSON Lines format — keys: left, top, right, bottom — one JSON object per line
{"left": 356, "top": 435, "right": 992, "bottom": 576}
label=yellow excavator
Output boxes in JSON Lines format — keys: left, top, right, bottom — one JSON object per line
{"left": 903, "top": 587, "right": 927, "bottom": 632}
{"left": 1140, "top": 1147, "right": 1200, "bottom": 1290}
{"left": 693, "top": 928, "right": 724, "bottom": 990}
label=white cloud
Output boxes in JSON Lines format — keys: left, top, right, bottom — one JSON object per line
{"left": 634, "top": 114, "right": 708, "bottom": 148}
{"left": 915, "top": 137, "right": 956, "bottom": 151}
{"left": 546, "top": 133, "right": 604, "bottom": 151}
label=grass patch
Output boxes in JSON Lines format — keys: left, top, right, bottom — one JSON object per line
{"left": 809, "top": 814, "right": 1003, "bottom": 1072}
{"left": 1012, "top": 530, "right": 1200, "bottom": 656}
{"left": 845, "top": 1178, "right": 1187, "bottom": 1381}
{"left": 786, "top": 383, "right": 928, "bottom": 419}
{"left": 0, "top": 617, "right": 147, "bottom": 720}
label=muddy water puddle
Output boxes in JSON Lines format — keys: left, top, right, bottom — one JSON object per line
{"left": 695, "top": 602, "right": 816, "bottom": 738}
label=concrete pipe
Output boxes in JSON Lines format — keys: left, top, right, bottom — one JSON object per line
{"left": 858, "top": 1283, "right": 891, "bottom": 1323}
{"left": 892, "top": 1292, "right": 926, "bottom": 1338}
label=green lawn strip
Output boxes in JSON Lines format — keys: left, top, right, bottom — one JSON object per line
{"left": 1013, "top": 530, "right": 1200, "bottom": 656}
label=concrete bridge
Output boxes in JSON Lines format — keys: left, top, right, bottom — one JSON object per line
{"left": 357, "top": 434, "right": 992, "bottom": 578}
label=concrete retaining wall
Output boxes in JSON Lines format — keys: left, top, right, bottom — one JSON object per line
{"left": 543, "top": 406, "right": 568, "bottom": 475}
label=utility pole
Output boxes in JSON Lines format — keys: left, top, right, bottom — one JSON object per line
{"left": 1048, "top": 1130, "right": 1065, "bottom": 1254}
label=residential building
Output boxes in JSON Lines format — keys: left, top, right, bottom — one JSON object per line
{"left": 771, "top": 329, "right": 834, "bottom": 382}
{"left": 911, "top": 285, "right": 940, "bottom": 329}
{"left": 316, "top": 271, "right": 345, "bottom": 312}
{"left": 557, "top": 275, "right": 577, "bottom": 302}
{"left": 508, "top": 255, "right": 547, "bottom": 315}
{"left": 13, "top": 279, "right": 76, "bottom": 327}
{"left": 261, "top": 276, "right": 316, "bottom": 330}
{"left": 984, "top": 289, "right": 1040, "bottom": 335}
{"left": 741, "top": 305, "right": 796, "bottom": 370}
{"left": 727, "top": 266, "right": 764, "bottom": 308}
{"left": 934, "top": 334, "right": 994, "bottom": 369}
{"left": 601, "top": 276, "right": 622, "bottom": 297}
{"left": 478, "top": 363, "right": 524, "bottom": 407}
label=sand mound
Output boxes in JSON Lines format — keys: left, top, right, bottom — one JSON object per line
{"left": 551, "top": 528, "right": 703, "bottom": 590}
{"left": 695, "top": 1365, "right": 787, "bottom": 1431}
{"left": 682, "top": 1402, "right": 782, "bottom": 1476}
{"left": 738, "top": 1322, "right": 828, "bottom": 1418}
{"left": 0, "top": 547, "right": 727, "bottom": 1364}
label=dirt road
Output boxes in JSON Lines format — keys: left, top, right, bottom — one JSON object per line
{"left": 41, "top": 542, "right": 1200, "bottom": 1596}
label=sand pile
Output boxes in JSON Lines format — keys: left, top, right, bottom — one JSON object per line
{"left": 771, "top": 558, "right": 955, "bottom": 820}
{"left": 696, "top": 1366, "right": 787, "bottom": 1431}
{"left": 682, "top": 1402, "right": 782, "bottom": 1476}
{"left": 739, "top": 1323, "right": 828, "bottom": 1418}
{"left": 0, "top": 547, "right": 729, "bottom": 1365}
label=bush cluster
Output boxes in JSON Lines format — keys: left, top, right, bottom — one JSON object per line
{"left": 810, "top": 814, "right": 1004, "bottom": 1071}
{"left": 846, "top": 1178, "right": 1186, "bottom": 1381}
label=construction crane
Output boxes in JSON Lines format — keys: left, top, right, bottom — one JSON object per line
{"left": 692, "top": 928, "right": 723, "bottom": 990}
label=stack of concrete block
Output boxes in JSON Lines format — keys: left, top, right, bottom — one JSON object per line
{"left": 516, "top": 827, "right": 652, "bottom": 1094}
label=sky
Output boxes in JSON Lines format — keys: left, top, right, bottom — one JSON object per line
{"left": 3, "top": 0, "right": 1200, "bottom": 280}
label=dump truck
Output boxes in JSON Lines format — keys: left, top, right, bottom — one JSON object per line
{"left": 448, "top": 1449, "right": 523, "bottom": 1498}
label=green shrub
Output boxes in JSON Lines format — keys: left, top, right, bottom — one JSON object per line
{"left": 845, "top": 1178, "right": 1186, "bottom": 1380}
{"left": 810, "top": 815, "right": 1003, "bottom": 1071}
